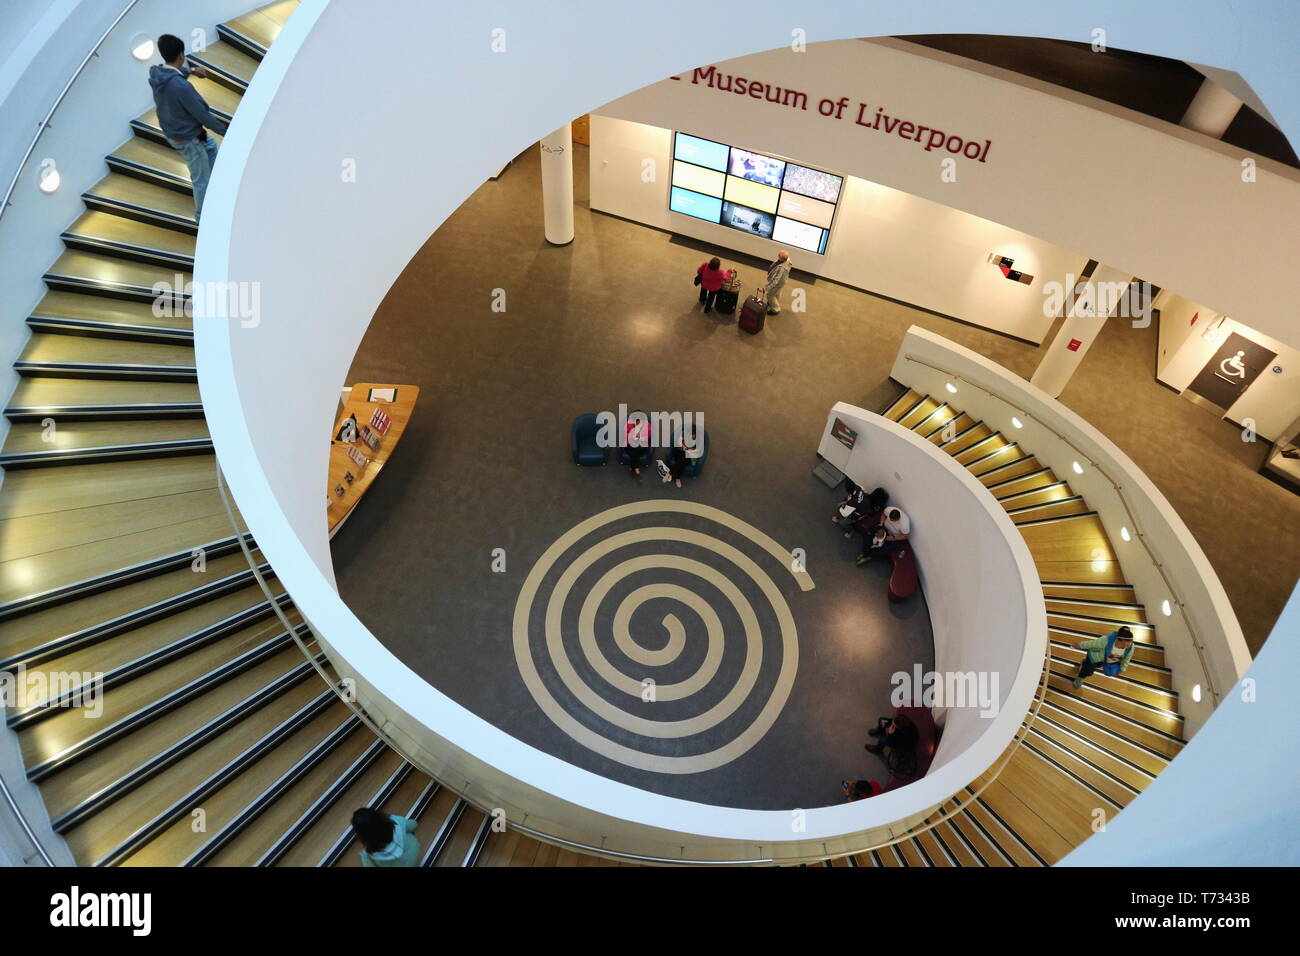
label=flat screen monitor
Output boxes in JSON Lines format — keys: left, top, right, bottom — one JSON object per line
{"left": 673, "top": 133, "right": 730, "bottom": 172}
{"left": 723, "top": 174, "right": 780, "bottom": 214}
{"left": 781, "top": 163, "right": 843, "bottom": 203}
{"left": 728, "top": 148, "right": 786, "bottom": 188}
{"left": 670, "top": 186, "right": 724, "bottom": 223}
{"left": 721, "top": 201, "right": 775, "bottom": 239}
{"left": 773, "top": 215, "right": 827, "bottom": 253}
{"left": 672, "top": 161, "right": 726, "bottom": 198}
{"left": 777, "top": 192, "right": 835, "bottom": 229}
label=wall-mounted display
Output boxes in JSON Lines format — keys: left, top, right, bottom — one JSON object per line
{"left": 668, "top": 132, "right": 841, "bottom": 255}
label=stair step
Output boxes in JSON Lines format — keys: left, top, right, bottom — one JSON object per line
{"left": 6, "top": 376, "right": 202, "bottom": 421}
{"left": 62, "top": 210, "right": 195, "bottom": 269}
{"left": 82, "top": 172, "right": 199, "bottom": 235}
{"left": 938, "top": 422, "right": 994, "bottom": 455}
{"left": 1029, "top": 711, "right": 1159, "bottom": 793}
{"left": 924, "top": 411, "right": 975, "bottom": 443}
{"left": 218, "top": 12, "right": 285, "bottom": 58}
{"left": 1036, "top": 696, "right": 1175, "bottom": 774}
{"left": 1050, "top": 632, "right": 1164, "bottom": 667}
{"left": 1041, "top": 581, "right": 1138, "bottom": 604}
{"left": 187, "top": 40, "right": 260, "bottom": 92}
{"left": 1045, "top": 597, "right": 1147, "bottom": 621}
{"left": 29, "top": 289, "right": 191, "bottom": 342}
{"left": 106, "top": 136, "right": 195, "bottom": 194}
{"left": 898, "top": 396, "right": 942, "bottom": 430}
{"left": 43, "top": 249, "right": 189, "bottom": 303}
{"left": 881, "top": 388, "right": 922, "bottom": 422}
{"left": 1045, "top": 672, "right": 1183, "bottom": 738}
{"left": 16, "top": 332, "right": 195, "bottom": 379}
{"left": 979, "top": 456, "right": 1045, "bottom": 486}
{"left": 1009, "top": 497, "right": 1090, "bottom": 523}
{"left": 0, "top": 427, "right": 212, "bottom": 468}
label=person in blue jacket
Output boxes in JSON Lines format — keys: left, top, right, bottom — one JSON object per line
{"left": 1073, "top": 626, "right": 1136, "bottom": 687}
{"left": 148, "top": 34, "right": 229, "bottom": 218}
{"left": 351, "top": 808, "right": 421, "bottom": 867}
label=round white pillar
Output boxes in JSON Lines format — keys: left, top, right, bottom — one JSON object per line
{"left": 1180, "top": 78, "right": 1243, "bottom": 139}
{"left": 539, "top": 124, "right": 574, "bottom": 245}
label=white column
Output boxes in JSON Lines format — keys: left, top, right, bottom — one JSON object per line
{"left": 1030, "top": 265, "right": 1133, "bottom": 398}
{"left": 539, "top": 124, "right": 574, "bottom": 245}
{"left": 1180, "top": 78, "right": 1243, "bottom": 139}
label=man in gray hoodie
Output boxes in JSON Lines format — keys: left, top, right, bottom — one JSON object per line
{"left": 148, "top": 34, "right": 229, "bottom": 219}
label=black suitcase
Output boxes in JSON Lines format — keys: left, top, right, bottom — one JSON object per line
{"left": 716, "top": 288, "right": 738, "bottom": 314}
{"left": 739, "top": 291, "right": 766, "bottom": 334}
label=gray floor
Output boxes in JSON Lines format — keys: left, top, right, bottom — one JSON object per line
{"left": 333, "top": 141, "right": 1299, "bottom": 809}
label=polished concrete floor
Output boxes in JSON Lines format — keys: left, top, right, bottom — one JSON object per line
{"left": 334, "top": 142, "right": 1298, "bottom": 807}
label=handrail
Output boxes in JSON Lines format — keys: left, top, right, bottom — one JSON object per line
{"left": 900, "top": 351, "right": 1222, "bottom": 707}
{"left": 0, "top": 0, "right": 140, "bottom": 222}
{"left": 0, "top": 770, "right": 55, "bottom": 866}
{"left": 215, "top": 446, "right": 1049, "bottom": 865}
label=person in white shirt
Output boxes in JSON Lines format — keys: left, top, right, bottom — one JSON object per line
{"left": 857, "top": 507, "right": 910, "bottom": 565}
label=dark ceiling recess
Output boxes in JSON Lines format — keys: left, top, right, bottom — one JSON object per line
{"left": 901, "top": 34, "right": 1299, "bottom": 169}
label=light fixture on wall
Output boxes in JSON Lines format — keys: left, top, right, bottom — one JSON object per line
{"left": 1120, "top": 526, "right": 1131, "bottom": 542}
{"left": 1192, "top": 684, "right": 1202, "bottom": 703}
{"left": 37, "top": 160, "right": 60, "bottom": 193}
{"left": 1011, "top": 416, "right": 1023, "bottom": 429}
{"left": 945, "top": 382, "right": 958, "bottom": 394}
{"left": 1072, "top": 461, "right": 1084, "bottom": 475}
{"left": 130, "top": 32, "right": 155, "bottom": 61}
{"left": 1161, "top": 599, "right": 1173, "bottom": 616}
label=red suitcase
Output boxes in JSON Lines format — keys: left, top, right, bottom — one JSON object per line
{"left": 739, "top": 289, "right": 766, "bottom": 334}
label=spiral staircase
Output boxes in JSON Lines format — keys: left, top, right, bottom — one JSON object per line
{"left": 0, "top": 0, "right": 1187, "bottom": 866}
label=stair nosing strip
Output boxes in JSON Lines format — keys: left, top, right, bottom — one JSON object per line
{"left": 26, "top": 315, "right": 194, "bottom": 340}
{"left": 461, "top": 813, "right": 494, "bottom": 867}
{"left": 26, "top": 632, "right": 293, "bottom": 782}
{"left": 60, "top": 232, "right": 194, "bottom": 268}
{"left": 182, "top": 712, "right": 363, "bottom": 867}
{"left": 1029, "top": 709, "right": 1162, "bottom": 784}
{"left": 1018, "top": 736, "right": 1130, "bottom": 811}
{"left": 80, "top": 192, "right": 199, "bottom": 234}
{"left": 53, "top": 656, "right": 319, "bottom": 836}
{"left": 255, "top": 738, "right": 388, "bottom": 867}
{"left": 969, "top": 791, "right": 1049, "bottom": 867}
{"left": 0, "top": 534, "right": 251, "bottom": 622}
{"left": 91, "top": 679, "right": 331, "bottom": 866}
{"left": 1036, "top": 697, "right": 1176, "bottom": 766}
{"left": 421, "top": 799, "right": 467, "bottom": 867}
{"left": 985, "top": 466, "right": 1053, "bottom": 491}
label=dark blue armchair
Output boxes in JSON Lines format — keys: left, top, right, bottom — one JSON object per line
{"left": 571, "top": 413, "right": 608, "bottom": 466}
{"left": 679, "top": 427, "right": 709, "bottom": 478}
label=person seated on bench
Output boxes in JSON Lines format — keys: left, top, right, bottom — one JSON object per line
{"left": 833, "top": 482, "right": 888, "bottom": 538}
{"left": 659, "top": 426, "right": 702, "bottom": 489}
{"left": 841, "top": 779, "right": 883, "bottom": 802}
{"left": 855, "top": 525, "right": 889, "bottom": 566}
{"left": 864, "top": 713, "right": 919, "bottom": 777}
{"left": 622, "top": 410, "right": 651, "bottom": 476}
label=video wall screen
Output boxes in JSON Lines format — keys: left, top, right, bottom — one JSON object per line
{"left": 669, "top": 132, "right": 842, "bottom": 255}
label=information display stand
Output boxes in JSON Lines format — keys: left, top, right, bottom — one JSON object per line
{"left": 328, "top": 382, "right": 420, "bottom": 536}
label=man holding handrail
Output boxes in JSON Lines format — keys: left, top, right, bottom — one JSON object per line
{"left": 149, "top": 34, "right": 229, "bottom": 219}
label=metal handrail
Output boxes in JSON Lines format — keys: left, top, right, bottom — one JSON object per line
{"left": 0, "top": 770, "right": 55, "bottom": 867}
{"left": 0, "top": 0, "right": 141, "bottom": 222}
{"left": 901, "top": 351, "right": 1222, "bottom": 706}
{"left": 214, "top": 454, "right": 1051, "bottom": 866}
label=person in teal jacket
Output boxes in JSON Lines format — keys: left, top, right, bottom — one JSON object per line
{"left": 1073, "top": 627, "right": 1136, "bottom": 687}
{"left": 352, "top": 808, "right": 421, "bottom": 867}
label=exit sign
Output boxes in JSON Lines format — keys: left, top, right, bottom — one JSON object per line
{"left": 1067, "top": 338, "right": 1083, "bottom": 352}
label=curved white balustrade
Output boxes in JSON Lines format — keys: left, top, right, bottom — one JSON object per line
{"left": 191, "top": 0, "right": 1284, "bottom": 861}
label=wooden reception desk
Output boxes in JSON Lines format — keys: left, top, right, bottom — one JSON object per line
{"left": 328, "top": 383, "right": 419, "bottom": 536}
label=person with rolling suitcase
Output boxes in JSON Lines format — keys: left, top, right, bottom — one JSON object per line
{"left": 739, "top": 286, "right": 767, "bottom": 334}
{"left": 694, "top": 258, "right": 733, "bottom": 314}
{"left": 716, "top": 271, "right": 741, "bottom": 315}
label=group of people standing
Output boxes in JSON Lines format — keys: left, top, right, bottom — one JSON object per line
{"left": 695, "top": 250, "right": 793, "bottom": 315}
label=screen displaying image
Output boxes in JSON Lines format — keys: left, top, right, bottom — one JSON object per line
{"left": 723, "top": 174, "right": 780, "bottom": 214}
{"left": 728, "top": 148, "right": 786, "bottom": 188}
{"left": 773, "top": 215, "right": 826, "bottom": 253}
{"left": 673, "top": 133, "right": 730, "bottom": 172}
{"left": 777, "top": 192, "right": 836, "bottom": 229}
{"left": 781, "top": 163, "right": 843, "bottom": 203}
{"left": 670, "top": 186, "right": 724, "bottom": 224}
{"left": 721, "top": 201, "right": 775, "bottom": 239}
{"left": 672, "top": 161, "right": 725, "bottom": 198}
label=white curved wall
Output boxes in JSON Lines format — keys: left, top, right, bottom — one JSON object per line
{"left": 192, "top": 0, "right": 1298, "bottom": 861}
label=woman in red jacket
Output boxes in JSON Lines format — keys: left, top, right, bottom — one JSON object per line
{"left": 696, "top": 257, "right": 732, "bottom": 314}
